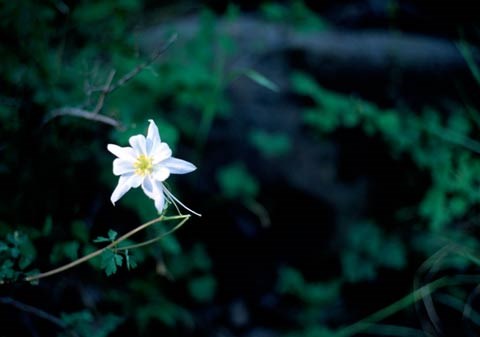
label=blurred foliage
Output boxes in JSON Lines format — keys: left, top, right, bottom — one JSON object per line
{"left": 249, "top": 129, "right": 292, "bottom": 158}
{"left": 288, "top": 69, "right": 480, "bottom": 335}
{"left": 293, "top": 71, "right": 480, "bottom": 231}
{"left": 59, "top": 310, "right": 123, "bottom": 337}
{"left": 341, "top": 222, "right": 406, "bottom": 283}
{"left": 0, "top": 231, "right": 37, "bottom": 283}
{"left": 217, "top": 162, "right": 259, "bottom": 200}
{"left": 260, "top": 0, "right": 329, "bottom": 31}
{"left": 277, "top": 267, "right": 340, "bottom": 314}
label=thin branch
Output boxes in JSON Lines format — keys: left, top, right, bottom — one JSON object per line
{"left": 44, "top": 33, "right": 177, "bottom": 128}
{"left": 24, "top": 214, "right": 189, "bottom": 283}
{"left": 116, "top": 214, "right": 189, "bottom": 251}
{"left": 0, "top": 296, "right": 79, "bottom": 337}
{"left": 45, "top": 107, "right": 123, "bottom": 129}
{"left": 93, "top": 69, "right": 116, "bottom": 114}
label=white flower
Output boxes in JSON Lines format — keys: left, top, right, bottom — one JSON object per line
{"left": 107, "top": 119, "right": 200, "bottom": 215}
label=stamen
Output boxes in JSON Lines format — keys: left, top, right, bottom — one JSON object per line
{"left": 133, "top": 155, "right": 154, "bottom": 176}
{"left": 163, "top": 185, "right": 202, "bottom": 217}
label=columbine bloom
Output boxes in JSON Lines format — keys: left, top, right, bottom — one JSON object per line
{"left": 107, "top": 119, "right": 199, "bottom": 215}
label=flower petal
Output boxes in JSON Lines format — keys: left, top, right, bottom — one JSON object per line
{"left": 141, "top": 177, "right": 166, "bottom": 213}
{"left": 153, "top": 191, "right": 166, "bottom": 214}
{"left": 152, "top": 143, "right": 172, "bottom": 164}
{"left": 141, "top": 175, "right": 157, "bottom": 200}
{"left": 130, "top": 174, "right": 143, "bottom": 188}
{"left": 153, "top": 166, "right": 170, "bottom": 182}
{"left": 113, "top": 158, "right": 134, "bottom": 176}
{"left": 107, "top": 144, "right": 136, "bottom": 161}
{"left": 111, "top": 174, "right": 143, "bottom": 205}
{"left": 146, "top": 119, "right": 161, "bottom": 153}
{"left": 162, "top": 157, "right": 197, "bottom": 174}
{"left": 129, "top": 135, "right": 147, "bottom": 155}
{"left": 111, "top": 175, "right": 132, "bottom": 204}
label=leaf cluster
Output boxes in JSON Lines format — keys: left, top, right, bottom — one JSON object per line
{"left": 0, "top": 231, "right": 37, "bottom": 283}
{"left": 293, "top": 71, "right": 480, "bottom": 231}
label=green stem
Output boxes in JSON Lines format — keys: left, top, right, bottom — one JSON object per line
{"left": 336, "top": 275, "right": 480, "bottom": 337}
{"left": 24, "top": 214, "right": 189, "bottom": 283}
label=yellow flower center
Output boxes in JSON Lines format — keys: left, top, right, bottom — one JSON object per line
{"left": 134, "top": 154, "right": 154, "bottom": 176}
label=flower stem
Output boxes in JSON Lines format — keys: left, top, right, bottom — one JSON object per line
{"left": 116, "top": 215, "right": 190, "bottom": 251}
{"left": 24, "top": 214, "right": 189, "bottom": 283}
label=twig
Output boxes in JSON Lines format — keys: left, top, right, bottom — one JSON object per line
{"left": 43, "top": 33, "right": 178, "bottom": 128}
{"left": 116, "top": 214, "right": 189, "bottom": 251}
{"left": 45, "top": 107, "right": 123, "bottom": 129}
{"left": 24, "top": 214, "right": 189, "bottom": 283}
{"left": 92, "top": 69, "right": 116, "bottom": 114}
{"left": 0, "top": 296, "right": 79, "bottom": 337}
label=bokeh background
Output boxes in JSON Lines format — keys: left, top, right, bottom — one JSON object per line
{"left": 2, "top": 1, "right": 480, "bottom": 336}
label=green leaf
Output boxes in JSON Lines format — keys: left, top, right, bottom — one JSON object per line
{"left": 249, "top": 129, "right": 292, "bottom": 158}
{"left": 188, "top": 275, "right": 216, "bottom": 302}
{"left": 277, "top": 267, "right": 340, "bottom": 306}
{"left": 60, "top": 310, "right": 122, "bottom": 337}
{"left": 341, "top": 222, "right": 406, "bottom": 282}
{"left": 125, "top": 250, "right": 137, "bottom": 271}
{"left": 94, "top": 229, "right": 118, "bottom": 243}
{"left": 100, "top": 250, "right": 123, "bottom": 276}
{"left": 341, "top": 251, "right": 377, "bottom": 282}
{"left": 216, "top": 163, "right": 259, "bottom": 199}
{"left": 93, "top": 236, "right": 110, "bottom": 243}
{"left": 61, "top": 310, "right": 94, "bottom": 326}
{"left": 420, "top": 187, "right": 449, "bottom": 231}
{"left": 114, "top": 253, "right": 123, "bottom": 267}
{"left": 0, "top": 259, "right": 15, "bottom": 281}
{"left": 377, "top": 238, "right": 406, "bottom": 269}
{"left": 101, "top": 250, "right": 116, "bottom": 276}
{"left": 108, "top": 229, "right": 118, "bottom": 241}
{"left": 261, "top": 2, "right": 288, "bottom": 21}
{"left": 6, "top": 232, "right": 37, "bottom": 270}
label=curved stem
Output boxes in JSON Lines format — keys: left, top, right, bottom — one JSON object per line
{"left": 116, "top": 215, "right": 190, "bottom": 251}
{"left": 24, "top": 214, "right": 189, "bottom": 283}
